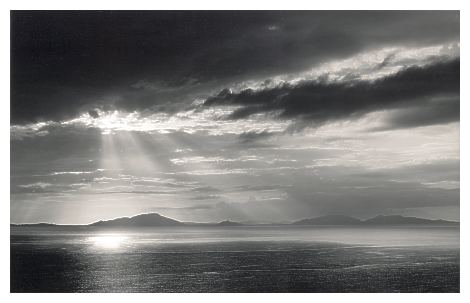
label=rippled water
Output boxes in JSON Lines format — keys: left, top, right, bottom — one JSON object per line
{"left": 11, "top": 226, "right": 459, "bottom": 292}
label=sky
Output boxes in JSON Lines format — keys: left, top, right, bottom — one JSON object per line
{"left": 10, "top": 11, "right": 460, "bottom": 224}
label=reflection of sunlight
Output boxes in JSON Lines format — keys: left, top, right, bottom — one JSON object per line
{"left": 90, "top": 235, "right": 127, "bottom": 249}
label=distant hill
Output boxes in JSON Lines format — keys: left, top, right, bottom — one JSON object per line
{"left": 181, "top": 220, "right": 244, "bottom": 227}
{"left": 216, "top": 220, "right": 244, "bottom": 226}
{"left": 292, "top": 215, "right": 362, "bottom": 226}
{"left": 10, "top": 223, "right": 57, "bottom": 227}
{"left": 90, "top": 213, "right": 183, "bottom": 227}
{"left": 362, "top": 215, "right": 458, "bottom": 225}
{"left": 292, "top": 214, "right": 458, "bottom": 226}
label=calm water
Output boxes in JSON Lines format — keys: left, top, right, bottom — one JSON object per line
{"left": 11, "top": 226, "right": 460, "bottom": 292}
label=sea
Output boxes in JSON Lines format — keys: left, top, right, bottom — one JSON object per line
{"left": 10, "top": 225, "right": 460, "bottom": 292}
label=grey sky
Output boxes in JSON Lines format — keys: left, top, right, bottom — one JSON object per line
{"left": 11, "top": 11, "right": 459, "bottom": 224}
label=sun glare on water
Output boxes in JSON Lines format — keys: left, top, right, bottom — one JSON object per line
{"left": 90, "top": 235, "right": 128, "bottom": 249}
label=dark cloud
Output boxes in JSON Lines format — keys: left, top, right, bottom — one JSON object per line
{"left": 238, "top": 130, "right": 277, "bottom": 144}
{"left": 205, "top": 59, "right": 460, "bottom": 127}
{"left": 11, "top": 11, "right": 459, "bottom": 124}
{"left": 373, "top": 97, "right": 459, "bottom": 130}
{"left": 88, "top": 109, "right": 100, "bottom": 118}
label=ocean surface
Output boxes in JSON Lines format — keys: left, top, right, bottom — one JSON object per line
{"left": 10, "top": 225, "right": 460, "bottom": 293}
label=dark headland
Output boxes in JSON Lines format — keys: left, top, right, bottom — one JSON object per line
{"left": 10, "top": 213, "right": 459, "bottom": 228}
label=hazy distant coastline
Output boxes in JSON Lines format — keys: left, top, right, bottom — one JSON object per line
{"left": 10, "top": 213, "right": 460, "bottom": 228}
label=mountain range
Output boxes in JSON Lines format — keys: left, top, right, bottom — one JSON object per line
{"left": 11, "top": 213, "right": 459, "bottom": 227}
{"left": 291, "top": 214, "right": 458, "bottom": 226}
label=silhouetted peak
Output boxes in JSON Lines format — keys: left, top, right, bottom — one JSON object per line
{"left": 363, "top": 215, "right": 457, "bottom": 225}
{"left": 90, "top": 212, "right": 183, "bottom": 227}
{"left": 292, "top": 215, "right": 362, "bottom": 225}
{"left": 217, "top": 220, "right": 243, "bottom": 226}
